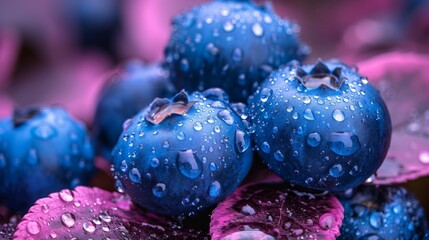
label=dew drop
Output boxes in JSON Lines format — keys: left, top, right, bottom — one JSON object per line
{"left": 419, "top": 151, "right": 429, "bottom": 164}
{"left": 83, "top": 221, "right": 96, "bottom": 233}
{"left": 259, "top": 88, "right": 272, "bottom": 103}
{"left": 26, "top": 221, "right": 41, "bottom": 235}
{"left": 218, "top": 110, "right": 234, "bottom": 125}
{"left": 99, "top": 212, "right": 112, "bottom": 223}
{"left": 194, "top": 121, "right": 203, "bottom": 131}
{"left": 115, "top": 179, "right": 125, "bottom": 193}
{"left": 61, "top": 212, "right": 76, "bottom": 228}
{"left": 177, "top": 132, "right": 186, "bottom": 140}
{"left": 232, "top": 48, "right": 243, "bottom": 62}
{"left": 292, "top": 112, "right": 299, "bottom": 120}
{"left": 252, "top": 23, "right": 264, "bottom": 37}
{"left": 209, "top": 162, "right": 216, "bottom": 171}
{"left": 319, "top": 213, "right": 335, "bottom": 230}
{"left": 303, "top": 109, "right": 315, "bottom": 121}
{"left": 41, "top": 204, "right": 50, "bottom": 213}
{"left": 369, "top": 212, "right": 382, "bottom": 229}
{"left": 223, "top": 21, "right": 234, "bottom": 32}
{"left": 307, "top": 132, "right": 321, "bottom": 147}
{"left": 241, "top": 204, "right": 256, "bottom": 215}
{"left": 261, "top": 142, "right": 271, "bottom": 153}
{"left": 151, "top": 158, "right": 160, "bottom": 168}
{"left": 329, "top": 164, "right": 344, "bottom": 177}
{"left": 33, "top": 124, "right": 57, "bottom": 140}
{"left": 177, "top": 150, "right": 202, "bottom": 179}
{"left": 59, "top": 189, "right": 74, "bottom": 202}
{"left": 120, "top": 160, "right": 128, "bottom": 172}
{"left": 332, "top": 109, "right": 345, "bottom": 122}
{"left": 180, "top": 59, "right": 190, "bottom": 72}
{"left": 209, "top": 181, "right": 221, "bottom": 197}
{"left": 303, "top": 96, "right": 311, "bottom": 104}
{"left": 274, "top": 150, "right": 284, "bottom": 162}
{"left": 152, "top": 183, "right": 167, "bottom": 197}
{"left": 235, "top": 130, "right": 250, "bottom": 154}
{"left": 287, "top": 106, "right": 294, "bottom": 112}
{"left": 327, "top": 132, "right": 361, "bottom": 156}
{"left": 129, "top": 168, "right": 141, "bottom": 183}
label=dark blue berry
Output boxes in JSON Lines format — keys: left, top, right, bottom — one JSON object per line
{"left": 338, "top": 185, "right": 427, "bottom": 239}
{"left": 249, "top": 59, "right": 392, "bottom": 192}
{"left": 0, "top": 106, "right": 94, "bottom": 211}
{"left": 112, "top": 89, "right": 253, "bottom": 217}
{"left": 93, "top": 61, "right": 174, "bottom": 161}
{"left": 164, "top": 0, "right": 308, "bottom": 102}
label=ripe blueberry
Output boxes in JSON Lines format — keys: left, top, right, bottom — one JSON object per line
{"left": 93, "top": 61, "right": 174, "bottom": 161}
{"left": 112, "top": 89, "right": 253, "bottom": 217}
{"left": 249, "top": 60, "right": 392, "bottom": 191}
{"left": 0, "top": 106, "right": 94, "bottom": 211}
{"left": 164, "top": 0, "right": 308, "bottom": 102}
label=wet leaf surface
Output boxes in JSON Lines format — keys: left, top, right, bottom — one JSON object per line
{"left": 210, "top": 182, "right": 344, "bottom": 240}
{"left": 359, "top": 53, "right": 429, "bottom": 184}
{"left": 14, "top": 186, "right": 208, "bottom": 240}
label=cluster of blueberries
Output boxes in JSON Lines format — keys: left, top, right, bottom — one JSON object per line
{"left": 1, "top": 0, "right": 428, "bottom": 239}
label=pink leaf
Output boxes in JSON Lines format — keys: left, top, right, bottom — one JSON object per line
{"left": 14, "top": 186, "right": 208, "bottom": 239}
{"left": 210, "top": 182, "right": 344, "bottom": 240}
{"left": 359, "top": 52, "right": 429, "bottom": 184}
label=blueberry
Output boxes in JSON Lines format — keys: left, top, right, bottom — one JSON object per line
{"left": 164, "top": 0, "right": 308, "bottom": 102}
{"left": 112, "top": 88, "right": 253, "bottom": 217}
{"left": 249, "top": 60, "right": 392, "bottom": 192}
{"left": 0, "top": 106, "right": 94, "bottom": 211}
{"left": 338, "top": 185, "right": 427, "bottom": 239}
{"left": 93, "top": 61, "right": 174, "bottom": 161}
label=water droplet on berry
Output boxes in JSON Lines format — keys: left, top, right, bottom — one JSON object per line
{"left": 61, "top": 212, "right": 76, "bottom": 228}
{"left": 83, "top": 221, "right": 96, "bottom": 233}
{"left": 235, "top": 130, "right": 250, "bottom": 154}
{"left": 218, "top": 110, "right": 234, "bottom": 125}
{"left": 223, "top": 21, "right": 234, "bottom": 32}
{"left": 369, "top": 212, "right": 382, "bottom": 229}
{"left": 209, "top": 162, "right": 216, "bottom": 171}
{"left": 115, "top": 179, "right": 125, "bottom": 193}
{"left": 209, "top": 181, "right": 221, "bottom": 197}
{"left": 129, "top": 168, "right": 141, "bottom": 183}
{"left": 33, "top": 124, "right": 56, "bottom": 140}
{"left": 261, "top": 142, "right": 271, "bottom": 153}
{"left": 274, "top": 150, "right": 284, "bottom": 161}
{"left": 152, "top": 183, "right": 167, "bottom": 197}
{"left": 177, "top": 150, "right": 202, "bottom": 179}
{"left": 307, "top": 132, "right": 321, "bottom": 147}
{"left": 329, "top": 164, "right": 344, "bottom": 177}
{"left": 259, "top": 88, "right": 272, "bottom": 103}
{"left": 26, "top": 221, "right": 41, "bottom": 235}
{"left": 303, "top": 96, "right": 311, "bottom": 104}
{"left": 332, "top": 109, "right": 345, "bottom": 122}
{"left": 303, "top": 109, "right": 315, "bottom": 120}
{"left": 180, "top": 59, "right": 190, "bottom": 72}
{"left": 252, "top": 23, "right": 264, "bottom": 37}
{"left": 151, "top": 158, "right": 160, "bottom": 168}
{"left": 292, "top": 112, "right": 299, "bottom": 119}
{"left": 120, "top": 160, "right": 128, "bottom": 172}
{"left": 194, "top": 121, "right": 203, "bottom": 131}
{"left": 328, "top": 132, "right": 361, "bottom": 156}
{"left": 177, "top": 132, "right": 186, "bottom": 140}
{"left": 59, "top": 189, "right": 74, "bottom": 202}
{"left": 232, "top": 48, "right": 242, "bottom": 62}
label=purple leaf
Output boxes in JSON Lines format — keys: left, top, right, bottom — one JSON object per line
{"left": 210, "top": 182, "right": 344, "bottom": 240}
{"left": 359, "top": 52, "right": 429, "bottom": 184}
{"left": 14, "top": 186, "right": 208, "bottom": 239}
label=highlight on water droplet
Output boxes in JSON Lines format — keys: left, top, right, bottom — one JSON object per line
{"left": 152, "top": 183, "right": 167, "bottom": 197}
{"left": 129, "top": 168, "right": 141, "bottom": 183}
{"left": 332, "top": 109, "right": 345, "bottom": 122}
{"left": 209, "top": 181, "right": 221, "bottom": 197}
{"left": 26, "top": 221, "right": 41, "bottom": 235}
{"left": 59, "top": 189, "right": 74, "bottom": 202}
{"left": 327, "top": 132, "right": 361, "bottom": 156}
{"left": 235, "top": 129, "right": 250, "bottom": 154}
{"left": 61, "top": 212, "right": 76, "bottom": 228}
{"left": 177, "top": 149, "right": 202, "bottom": 179}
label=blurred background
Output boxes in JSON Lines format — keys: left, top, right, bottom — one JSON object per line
{"left": 0, "top": 0, "right": 429, "bottom": 214}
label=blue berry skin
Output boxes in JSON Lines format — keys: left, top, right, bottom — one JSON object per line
{"left": 249, "top": 60, "right": 392, "bottom": 192}
{"left": 93, "top": 61, "right": 174, "bottom": 161}
{"left": 0, "top": 107, "right": 94, "bottom": 212}
{"left": 338, "top": 185, "right": 428, "bottom": 239}
{"left": 164, "top": 0, "right": 308, "bottom": 103}
{"left": 112, "top": 89, "right": 253, "bottom": 217}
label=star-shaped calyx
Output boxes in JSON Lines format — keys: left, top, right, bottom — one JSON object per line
{"left": 296, "top": 61, "right": 345, "bottom": 90}
{"left": 13, "top": 107, "right": 41, "bottom": 127}
{"left": 145, "top": 90, "right": 197, "bottom": 124}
